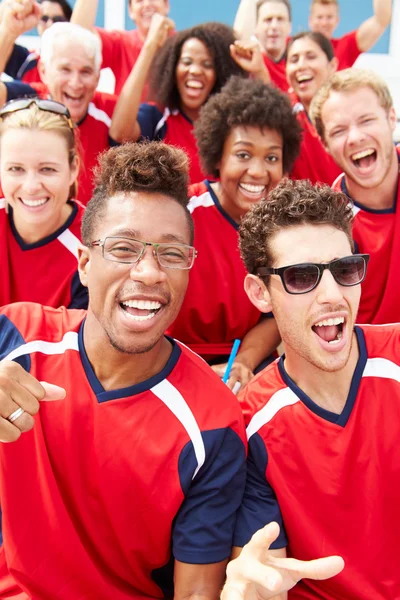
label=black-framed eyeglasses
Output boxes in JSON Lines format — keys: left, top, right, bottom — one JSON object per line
{"left": 88, "top": 237, "right": 198, "bottom": 270}
{"left": 40, "top": 15, "right": 67, "bottom": 24}
{"left": 0, "top": 98, "right": 74, "bottom": 130}
{"left": 257, "top": 254, "right": 370, "bottom": 295}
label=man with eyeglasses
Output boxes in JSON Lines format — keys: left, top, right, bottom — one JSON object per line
{"left": 0, "top": 141, "right": 248, "bottom": 599}
{"left": 232, "top": 177, "right": 400, "bottom": 599}
{"left": 0, "top": 0, "right": 72, "bottom": 84}
{"left": 310, "top": 68, "right": 400, "bottom": 325}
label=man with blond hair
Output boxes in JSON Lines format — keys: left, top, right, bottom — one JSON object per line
{"left": 309, "top": 0, "right": 392, "bottom": 69}
{"left": 310, "top": 68, "right": 399, "bottom": 324}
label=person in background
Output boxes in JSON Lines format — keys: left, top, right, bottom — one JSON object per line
{"left": 1, "top": 0, "right": 72, "bottom": 83}
{"left": 234, "top": 0, "right": 292, "bottom": 92}
{"left": 0, "top": 17, "right": 142, "bottom": 204}
{"left": 0, "top": 141, "right": 247, "bottom": 599}
{"left": 236, "top": 178, "right": 400, "bottom": 599}
{"left": 311, "top": 68, "right": 400, "bottom": 325}
{"left": 71, "top": 0, "right": 172, "bottom": 95}
{"left": 309, "top": 0, "right": 392, "bottom": 70}
{"left": 287, "top": 31, "right": 341, "bottom": 184}
{"left": 110, "top": 19, "right": 271, "bottom": 184}
{"left": 167, "top": 76, "right": 301, "bottom": 391}
{"left": 0, "top": 97, "right": 87, "bottom": 309}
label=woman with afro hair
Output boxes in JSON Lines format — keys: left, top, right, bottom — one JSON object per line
{"left": 109, "top": 17, "right": 271, "bottom": 184}
{"left": 167, "top": 75, "right": 302, "bottom": 393}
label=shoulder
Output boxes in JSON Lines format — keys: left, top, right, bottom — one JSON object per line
{"left": 0, "top": 303, "right": 85, "bottom": 369}
{"left": 187, "top": 182, "right": 215, "bottom": 214}
{"left": 91, "top": 91, "right": 117, "bottom": 115}
{"left": 360, "top": 324, "right": 400, "bottom": 366}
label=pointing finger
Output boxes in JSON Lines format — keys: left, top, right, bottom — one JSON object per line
{"left": 39, "top": 382, "right": 66, "bottom": 401}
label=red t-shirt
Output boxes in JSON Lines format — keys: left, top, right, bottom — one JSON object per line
{"left": 167, "top": 181, "right": 262, "bottom": 359}
{"left": 0, "top": 303, "right": 246, "bottom": 599}
{"left": 262, "top": 53, "right": 289, "bottom": 92}
{"left": 331, "top": 31, "right": 361, "bottom": 70}
{"left": 290, "top": 98, "right": 342, "bottom": 185}
{"left": 0, "top": 199, "right": 87, "bottom": 309}
{"left": 236, "top": 324, "right": 400, "bottom": 599}
{"left": 332, "top": 153, "right": 400, "bottom": 325}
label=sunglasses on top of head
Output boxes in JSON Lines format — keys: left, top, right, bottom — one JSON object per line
{"left": 257, "top": 254, "right": 370, "bottom": 295}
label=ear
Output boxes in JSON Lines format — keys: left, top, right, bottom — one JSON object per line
{"left": 38, "top": 59, "right": 47, "bottom": 84}
{"left": 69, "top": 155, "right": 80, "bottom": 187}
{"left": 329, "top": 56, "right": 338, "bottom": 74}
{"left": 77, "top": 244, "right": 90, "bottom": 288}
{"left": 244, "top": 274, "right": 273, "bottom": 313}
{"left": 388, "top": 106, "right": 397, "bottom": 132}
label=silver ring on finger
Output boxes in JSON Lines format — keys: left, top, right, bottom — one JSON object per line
{"left": 7, "top": 407, "right": 25, "bottom": 423}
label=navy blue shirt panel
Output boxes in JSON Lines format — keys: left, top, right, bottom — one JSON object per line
{"left": 234, "top": 432, "right": 287, "bottom": 549}
{"left": 0, "top": 315, "right": 30, "bottom": 372}
{"left": 174, "top": 427, "right": 246, "bottom": 563}
{"left": 69, "top": 272, "right": 88, "bottom": 310}
{"left": 4, "top": 44, "right": 29, "bottom": 79}
{"left": 5, "top": 81, "right": 37, "bottom": 101}
{"left": 137, "top": 104, "right": 166, "bottom": 141}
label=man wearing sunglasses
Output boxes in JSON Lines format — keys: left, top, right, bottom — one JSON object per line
{"left": 234, "top": 178, "right": 400, "bottom": 599}
{"left": 311, "top": 68, "right": 400, "bottom": 325}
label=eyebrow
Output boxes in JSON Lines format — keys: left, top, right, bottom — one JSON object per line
{"left": 232, "top": 141, "right": 282, "bottom": 150}
{"left": 107, "top": 230, "right": 189, "bottom": 244}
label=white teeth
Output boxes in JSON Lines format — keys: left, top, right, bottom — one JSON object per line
{"left": 297, "top": 75, "right": 312, "bottom": 82}
{"left": 351, "top": 149, "right": 375, "bottom": 161}
{"left": 240, "top": 183, "right": 266, "bottom": 194}
{"left": 124, "top": 312, "right": 157, "bottom": 322}
{"left": 122, "top": 300, "right": 161, "bottom": 310}
{"left": 20, "top": 198, "right": 48, "bottom": 207}
{"left": 186, "top": 81, "right": 203, "bottom": 89}
{"left": 314, "top": 317, "right": 344, "bottom": 327}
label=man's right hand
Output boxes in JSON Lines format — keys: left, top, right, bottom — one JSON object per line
{"left": 0, "top": 361, "right": 65, "bottom": 442}
{"left": 222, "top": 523, "right": 344, "bottom": 600}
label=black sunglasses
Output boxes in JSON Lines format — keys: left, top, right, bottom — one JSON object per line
{"left": 0, "top": 98, "right": 74, "bottom": 130}
{"left": 40, "top": 15, "right": 67, "bottom": 23}
{"left": 257, "top": 254, "right": 370, "bottom": 295}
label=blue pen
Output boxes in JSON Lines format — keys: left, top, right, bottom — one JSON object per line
{"left": 223, "top": 339, "right": 241, "bottom": 384}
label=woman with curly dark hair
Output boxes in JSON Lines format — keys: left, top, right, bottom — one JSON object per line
{"left": 109, "top": 16, "right": 271, "bottom": 184}
{"left": 166, "top": 75, "right": 302, "bottom": 392}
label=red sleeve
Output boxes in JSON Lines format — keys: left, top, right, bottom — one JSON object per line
{"left": 96, "top": 27, "right": 123, "bottom": 72}
{"left": 332, "top": 31, "right": 361, "bottom": 70}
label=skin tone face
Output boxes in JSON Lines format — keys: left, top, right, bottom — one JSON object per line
{"left": 175, "top": 38, "right": 216, "bottom": 122}
{"left": 128, "top": 0, "right": 170, "bottom": 40}
{"left": 0, "top": 128, "right": 78, "bottom": 245}
{"left": 39, "top": 39, "right": 100, "bottom": 124}
{"left": 286, "top": 37, "right": 337, "bottom": 112}
{"left": 255, "top": 1, "right": 291, "bottom": 62}
{"left": 214, "top": 125, "right": 284, "bottom": 223}
{"left": 37, "top": 1, "right": 67, "bottom": 36}
{"left": 78, "top": 192, "right": 191, "bottom": 386}
{"left": 321, "top": 86, "right": 397, "bottom": 194}
{"left": 309, "top": 2, "right": 340, "bottom": 40}
{"left": 247, "top": 224, "right": 361, "bottom": 379}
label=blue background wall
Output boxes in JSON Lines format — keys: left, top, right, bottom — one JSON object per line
{"left": 41, "top": 0, "right": 391, "bottom": 53}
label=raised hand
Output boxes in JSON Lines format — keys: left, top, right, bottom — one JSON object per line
{"left": 0, "top": 0, "right": 41, "bottom": 38}
{"left": 145, "top": 12, "right": 175, "bottom": 51}
{"left": 0, "top": 361, "right": 65, "bottom": 442}
{"left": 230, "top": 38, "right": 271, "bottom": 83}
{"left": 222, "top": 522, "right": 344, "bottom": 600}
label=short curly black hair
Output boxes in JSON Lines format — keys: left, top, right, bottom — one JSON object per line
{"left": 81, "top": 141, "right": 193, "bottom": 245}
{"left": 239, "top": 179, "right": 354, "bottom": 282}
{"left": 147, "top": 22, "right": 247, "bottom": 110}
{"left": 195, "top": 76, "right": 302, "bottom": 177}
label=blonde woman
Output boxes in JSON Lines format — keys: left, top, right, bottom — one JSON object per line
{"left": 0, "top": 98, "right": 87, "bottom": 308}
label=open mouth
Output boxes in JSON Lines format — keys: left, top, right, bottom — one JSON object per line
{"left": 312, "top": 316, "right": 344, "bottom": 345}
{"left": 120, "top": 299, "right": 163, "bottom": 322}
{"left": 351, "top": 148, "right": 377, "bottom": 170}
{"left": 63, "top": 92, "right": 84, "bottom": 106}
{"left": 239, "top": 183, "right": 266, "bottom": 198}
